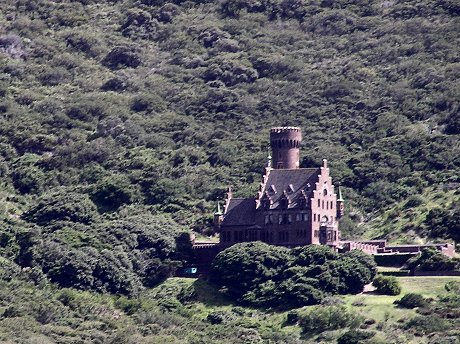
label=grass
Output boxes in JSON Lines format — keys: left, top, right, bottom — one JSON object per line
{"left": 150, "top": 275, "right": 460, "bottom": 337}
{"left": 377, "top": 266, "right": 402, "bottom": 273}
{"left": 344, "top": 276, "right": 460, "bottom": 324}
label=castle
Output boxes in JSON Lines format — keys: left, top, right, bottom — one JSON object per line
{"left": 214, "top": 127, "right": 344, "bottom": 249}
{"left": 189, "top": 126, "right": 455, "bottom": 272}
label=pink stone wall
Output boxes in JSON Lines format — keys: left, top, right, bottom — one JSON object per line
{"left": 310, "top": 160, "right": 339, "bottom": 245}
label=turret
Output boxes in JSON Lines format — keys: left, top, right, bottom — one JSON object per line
{"left": 270, "top": 127, "right": 302, "bottom": 169}
{"left": 337, "top": 184, "right": 345, "bottom": 218}
{"left": 213, "top": 202, "right": 223, "bottom": 230}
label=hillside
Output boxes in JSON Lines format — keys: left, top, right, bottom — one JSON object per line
{"left": 0, "top": 0, "right": 459, "bottom": 309}
{"left": 1, "top": 0, "right": 459, "bottom": 235}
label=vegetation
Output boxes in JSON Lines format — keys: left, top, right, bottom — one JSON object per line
{"left": 2, "top": 260, "right": 460, "bottom": 343}
{"left": 211, "top": 243, "right": 377, "bottom": 308}
{"left": 0, "top": 0, "right": 459, "bottom": 341}
{"left": 0, "top": 0, "right": 459, "bottom": 250}
{"left": 372, "top": 275, "right": 402, "bottom": 295}
{"left": 404, "top": 248, "right": 460, "bottom": 272}
{"left": 394, "top": 293, "right": 428, "bottom": 308}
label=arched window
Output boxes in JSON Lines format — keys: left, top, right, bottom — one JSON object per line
{"left": 323, "top": 189, "right": 328, "bottom": 196}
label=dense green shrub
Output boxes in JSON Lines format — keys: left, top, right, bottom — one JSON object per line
{"left": 445, "top": 281, "right": 460, "bottom": 294}
{"left": 404, "top": 248, "right": 460, "bottom": 272}
{"left": 23, "top": 190, "right": 98, "bottom": 225}
{"left": 337, "top": 330, "right": 375, "bottom": 344}
{"left": 395, "top": 293, "right": 427, "bottom": 308}
{"left": 405, "top": 316, "right": 450, "bottom": 334}
{"left": 210, "top": 242, "right": 290, "bottom": 303}
{"left": 102, "top": 46, "right": 142, "bottom": 69}
{"left": 92, "top": 174, "right": 136, "bottom": 211}
{"left": 298, "top": 305, "right": 362, "bottom": 334}
{"left": 211, "top": 245, "right": 376, "bottom": 308}
{"left": 372, "top": 275, "right": 401, "bottom": 295}
{"left": 425, "top": 208, "right": 460, "bottom": 242}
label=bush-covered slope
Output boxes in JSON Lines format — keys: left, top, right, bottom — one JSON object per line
{"left": 0, "top": 0, "right": 459, "bottom": 264}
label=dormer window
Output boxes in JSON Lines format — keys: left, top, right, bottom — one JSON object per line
{"left": 287, "top": 184, "right": 295, "bottom": 193}
{"left": 262, "top": 200, "right": 270, "bottom": 210}
{"left": 279, "top": 198, "right": 288, "bottom": 209}
{"left": 268, "top": 185, "right": 277, "bottom": 194}
{"left": 298, "top": 199, "right": 306, "bottom": 209}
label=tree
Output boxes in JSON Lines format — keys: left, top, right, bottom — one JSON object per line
{"left": 92, "top": 174, "right": 135, "bottom": 211}
{"left": 23, "top": 190, "right": 98, "bottom": 225}
{"left": 372, "top": 275, "right": 401, "bottom": 295}
{"left": 210, "top": 242, "right": 290, "bottom": 301}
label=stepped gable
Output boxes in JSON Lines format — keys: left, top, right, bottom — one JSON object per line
{"left": 258, "top": 168, "right": 320, "bottom": 209}
{"left": 222, "top": 198, "right": 256, "bottom": 226}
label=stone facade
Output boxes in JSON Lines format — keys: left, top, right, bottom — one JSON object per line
{"left": 215, "top": 127, "right": 342, "bottom": 249}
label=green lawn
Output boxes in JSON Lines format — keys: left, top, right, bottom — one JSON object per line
{"left": 344, "top": 276, "right": 460, "bottom": 323}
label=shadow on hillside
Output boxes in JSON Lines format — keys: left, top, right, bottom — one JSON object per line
{"left": 192, "top": 278, "right": 235, "bottom": 307}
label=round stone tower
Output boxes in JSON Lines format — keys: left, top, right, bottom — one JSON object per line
{"left": 270, "top": 127, "right": 302, "bottom": 169}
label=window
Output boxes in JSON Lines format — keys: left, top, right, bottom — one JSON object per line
{"left": 322, "top": 200, "right": 324, "bottom": 209}
{"left": 280, "top": 198, "right": 288, "bottom": 209}
{"left": 279, "top": 214, "right": 291, "bottom": 225}
{"left": 314, "top": 230, "right": 319, "bottom": 237}
{"left": 318, "top": 199, "right": 320, "bottom": 207}
{"left": 265, "top": 214, "right": 273, "bottom": 225}
{"left": 263, "top": 200, "right": 270, "bottom": 210}
{"left": 330, "top": 201, "right": 333, "bottom": 209}
{"left": 313, "top": 214, "right": 316, "bottom": 222}
{"left": 323, "top": 189, "right": 328, "bottom": 196}
{"left": 296, "top": 214, "right": 301, "bottom": 222}
{"left": 302, "top": 213, "right": 308, "bottom": 221}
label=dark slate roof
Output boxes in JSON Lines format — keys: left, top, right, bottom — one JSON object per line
{"left": 260, "top": 168, "right": 320, "bottom": 209}
{"left": 222, "top": 198, "right": 256, "bottom": 226}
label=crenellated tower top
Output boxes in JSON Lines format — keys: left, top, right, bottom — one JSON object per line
{"left": 270, "top": 127, "right": 302, "bottom": 169}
